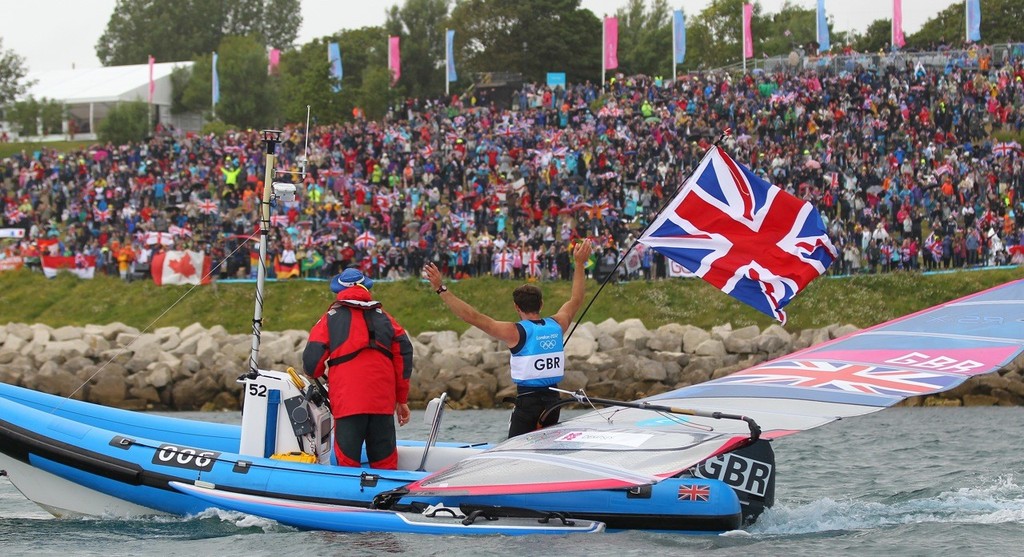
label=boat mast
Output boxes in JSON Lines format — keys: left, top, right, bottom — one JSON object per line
{"left": 246, "top": 129, "right": 282, "bottom": 378}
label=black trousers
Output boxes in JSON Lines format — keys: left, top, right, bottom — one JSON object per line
{"left": 334, "top": 414, "right": 397, "bottom": 469}
{"left": 508, "top": 390, "right": 561, "bottom": 438}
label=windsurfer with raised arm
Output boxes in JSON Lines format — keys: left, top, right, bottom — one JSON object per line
{"left": 423, "top": 239, "right": 593, "bottom": 438}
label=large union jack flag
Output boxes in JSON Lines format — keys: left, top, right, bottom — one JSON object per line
{"left": 638, "top": 146, "right": 836, "bottom": 323}
{"left": 677, "top": 484, "right": 711, "bottom": 502}
{"left": 711, "top": 359, "right": 960, "bottom": 397}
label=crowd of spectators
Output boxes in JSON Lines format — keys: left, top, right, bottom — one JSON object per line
{"left": 2, "top": 43, "right": 1024, "bottom": 285}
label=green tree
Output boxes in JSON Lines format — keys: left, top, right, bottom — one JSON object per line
{"left": 448, "top": 0, "right": 601, "bottom": 84}
{"left": 0, "top": 38, "right": 32, "bottom": 107}
{"left": 181, "top": 36, "right": 277, "bottom": 128}
{"left": 686, "top": 0, "right": 757, "bottom": 69}
{"left": 757, "top": 1, "right": 817, "bottom": 58}
{"left": 98, "top": 100, "right": 149, "bottom": 144}
{"left": 849, "top": 19, "right": 892, "bottom": 53}
{"left": 277, "top": 27, "right": 389, "bottom": 124}
{"left": 615, "top": 0, "right": 672, "bottom": 77}
{"left": 5, "top": 98, "right": 62, "bottom": 136}
{"left": 355, "top": 66, "right": 400, "bottom": 121}
{"left": 96, "top": 0, "right": 301, "bottom": 66}
{"left": 907, "top": 0, "right": 1024, "bottom": 48}
{"left": 385, "top": 0, "right": 451, "bottom": 99}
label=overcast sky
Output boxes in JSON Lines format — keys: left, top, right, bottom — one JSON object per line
{"left": 2, "top": 0, "right": 962, "bottom": 72}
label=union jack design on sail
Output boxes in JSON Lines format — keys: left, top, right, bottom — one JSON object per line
{"left": 638, "top": 146, "right": 836, "bottom": 323}
{"left": 710, "top": 359, "right": 960, "bottom": 397}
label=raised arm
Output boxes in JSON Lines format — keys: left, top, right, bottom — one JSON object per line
{"left": 422, "top": 263, "right": 520, "bottom": 347}
{"left": 551, "top": 239, "right": 592, "bottom": 331}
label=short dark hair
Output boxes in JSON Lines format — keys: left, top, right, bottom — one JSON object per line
{"left": 512, "top": 284, "right": 543, "bottom": 314}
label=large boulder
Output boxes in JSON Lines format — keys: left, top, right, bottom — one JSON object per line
{"left": 429, "top": 330, "right": 460, "bottom": 352}
{"left": 682, "top": 327, "right": 711, "bottom": 354}
{"left": 648, "top": 324, "right": 684, "bottom": 353}
{"left": 90, "top": 373, "right": 128, "bottom": 407}
{"left": 564, "top": 333, "right": 598, "bottom": 359}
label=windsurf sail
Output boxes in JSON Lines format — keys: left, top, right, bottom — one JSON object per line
{"left": 406, "top": 279, "right": 1024, "bottom": 497}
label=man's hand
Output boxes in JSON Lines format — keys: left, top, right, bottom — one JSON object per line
{"left": 422, "top": 263, "right": 443, "bottom": 291}
{"left": 396, "top": 402, "right": 410, "bottom": 426}
{"left": 572, "top": 238, "right": 593, "bottom": 267}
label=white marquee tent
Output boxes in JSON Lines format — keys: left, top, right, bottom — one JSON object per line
{"left": 15, "top": 61, "right": 198, "bottom": 139}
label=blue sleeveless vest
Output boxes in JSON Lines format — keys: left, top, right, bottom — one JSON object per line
{"left": 510, "top": 318, "right": 565, "bottom": 387}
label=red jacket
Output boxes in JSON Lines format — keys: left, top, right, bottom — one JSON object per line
{"left": 302, "top": 286, "right": 413, "bottom": 418}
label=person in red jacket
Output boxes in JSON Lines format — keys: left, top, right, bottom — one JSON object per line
{"left": 302, "top": 268, "right": 413, "bottom": 470}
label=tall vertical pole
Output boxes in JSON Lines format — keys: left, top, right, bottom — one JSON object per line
{"left": 601, "top": 15, "right": 606, "bottom": 93}
{"left": 246, "top": 129, "right": 281, "bottom": 378}
{"left": 742, "top": 10, "right": 747, "bottom": 73}
{"left": 445, "top": 28, "right": 450, "bottom": 98}
{"left": 964, "top": 0, "right": 969, "bottom": 43}
{"left": 672, "top": 12, "right": 677, "bottom": 82}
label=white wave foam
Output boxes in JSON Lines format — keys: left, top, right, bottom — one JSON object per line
{"left": 748, "top": 475, "right": 1024, "bottom": 535}
{"left": 193, "top": 507, "right": 288, "bottom": 532}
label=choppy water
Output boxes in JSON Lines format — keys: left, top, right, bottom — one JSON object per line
{"left": 2, "top": 407, "right": 1022, "bottom": 556}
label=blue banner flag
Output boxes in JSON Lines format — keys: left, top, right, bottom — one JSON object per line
{"left": 212, "top": 52, "right": 220, "bottom": 106}
{"left": 816, "top": 0, "right": 830, "bottom": 52}
{"left": 673, "top": 10, "right": 686, "bottom": 65}
{"left": 445, "top": 30, "right": 457, "bottom": 83}
{"left": 328, "top": 42, "right": 342, "bottom": 93}
{"left": 966, "top": 0, "right": 981, "bottom": 42}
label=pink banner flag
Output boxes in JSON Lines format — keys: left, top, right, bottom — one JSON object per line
{"left": 148, "top": 55, "right": 155, "bottom": 103}
{"left": 742, "top": 4, "right": 753, "bottom": 59}
{"left": 603, "top": 17, "right": 618, "bottom": 70}
{"left": 268, "top": 48, "right": 280, "bottom": 75}
{"left": 388, "top": 36, "right": 401, "bottom": 85}
{"left": 892, "top": 0, "right": 905, "bottom": 48}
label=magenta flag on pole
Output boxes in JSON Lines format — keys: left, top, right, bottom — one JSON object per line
{"left": 148, "top": 55, "right": 155, "bottom": 103}
{"left": 268, "top": 48, "right": 280, "bottom": 75}
{"left": 742, "top": 4, "right": 753, "bottom": 59}
{"left": 892, "top": 0, "right": 905, "bottom": 48}
{"left": 604, "top": 17, "right": 618, "bottom": 70}
{"left": 388, "top": 36, "right": 401, "bottom": 85}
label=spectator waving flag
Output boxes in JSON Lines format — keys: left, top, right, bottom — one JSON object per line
{"left": 637, "top": 146, "right": 836, "bottom": 324}
{"left": 198, "top": 199, "right": 219, "bottom": 215}
{"left": 354, "top": 230, "right": 376, "bottom": 250}
{"left": 992, "top": 142, "right": 1020, "bottom": 157}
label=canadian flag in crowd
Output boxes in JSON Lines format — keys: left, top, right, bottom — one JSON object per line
{"left": 41, "top": 255, "right": 96, "bottom": 279}
{"left": 151, "top": 250, "right": 212, "bottom": 286}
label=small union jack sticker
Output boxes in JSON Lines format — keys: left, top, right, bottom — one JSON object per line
{"left": 677, "top": 484, "right": 710, "bottom": 502}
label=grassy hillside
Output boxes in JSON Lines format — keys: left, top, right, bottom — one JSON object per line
{"left": 1, "top": 267, "right": 1021, "bottom": 335}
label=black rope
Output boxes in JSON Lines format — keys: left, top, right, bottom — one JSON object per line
{"left": 564, "top": 130, "right": 731, "bottom": 346}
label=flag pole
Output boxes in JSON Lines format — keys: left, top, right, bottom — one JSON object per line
{"left": 445, "top": 28, "right": 450, "bottom": 97}
{"left": 741, "top": 10, "right": 747, "bottom": 73}
{"left": 601, "top": 15, "right": 606, "bottom": 93}
{"left": 563, "top": 130, "right": 731, "bottom": 346}
{"left": 671, "top": 12, "right": 677, "bottom": 82}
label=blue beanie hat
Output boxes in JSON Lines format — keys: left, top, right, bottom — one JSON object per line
{"left": 330, "top": 268, "right": 373, "bottom": 293}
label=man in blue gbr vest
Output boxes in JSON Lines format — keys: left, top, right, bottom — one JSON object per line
{"left": 423, "top": 239, "right": 593, "bottom": 438}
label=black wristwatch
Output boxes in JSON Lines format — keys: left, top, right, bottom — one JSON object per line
{"left": 436, "top": 285, "right": 448, "bottom": 295}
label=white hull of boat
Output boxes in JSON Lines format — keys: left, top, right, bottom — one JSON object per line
{"left": 0, "top": 451, "right": 166, "bottom": 518}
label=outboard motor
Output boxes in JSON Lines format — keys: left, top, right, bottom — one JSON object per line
{"left": 238, "top": 368, "right": 333, "bottom": 463}
{"left": 689, "top": 439, "right": 776, "bottom": 525}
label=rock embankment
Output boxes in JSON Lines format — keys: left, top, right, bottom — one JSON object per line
{"left": 1, "top": 320, "right": 1022, "bottom": 411}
